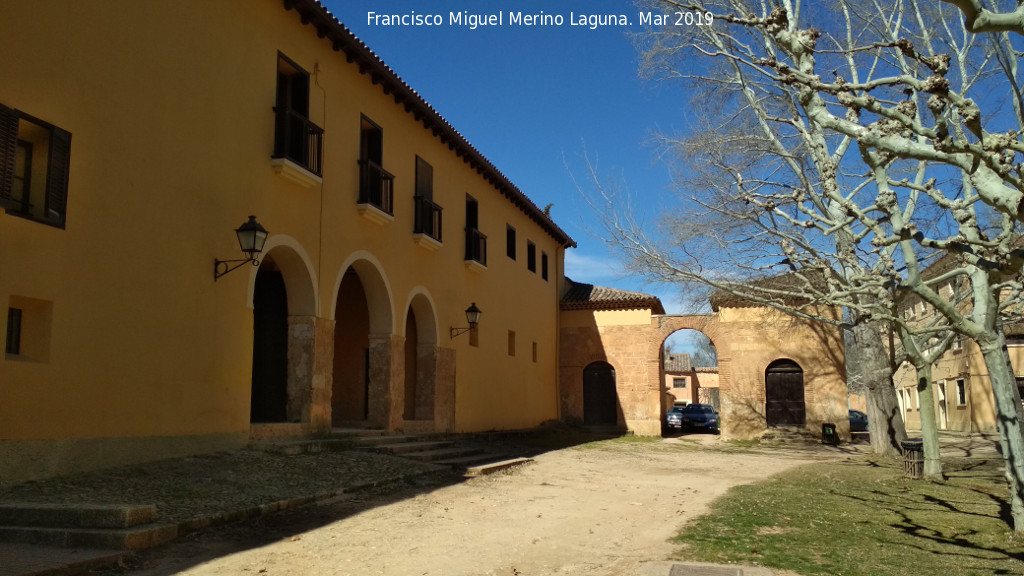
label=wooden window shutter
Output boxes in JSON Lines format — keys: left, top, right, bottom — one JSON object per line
{"left": 0, "top": 104, "right": 18, "bottom": 211}
{"left": 416, "top": 156, "right": 432, "bottom": 200}
{"left": 45, "top": 126, "right": 71, "bottom": 227}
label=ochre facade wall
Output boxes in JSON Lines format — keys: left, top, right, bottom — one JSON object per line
{"left": 559, "top": 309, "right": 660, "bottom": 435}
{"left": 0, "top": 1, "right": 566, "bottom": 482}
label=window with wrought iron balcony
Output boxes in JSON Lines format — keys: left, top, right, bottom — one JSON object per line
{"left": 357, "top": 116, "right": 394, "bottom": 220}
{"left": 271, "top": 54, "right": 323, "bottom": 187}
{"left": 464, "top": 194, "right": 487, "bottom": 270}
{"left": 413, "top": 156, "right": 442, "bottom": 245}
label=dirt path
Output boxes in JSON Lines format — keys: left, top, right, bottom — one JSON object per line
{"left": 110, "top": 436, "right": 854, "bottom": 576}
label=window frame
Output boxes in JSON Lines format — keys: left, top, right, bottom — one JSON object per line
{"left": 506, "top": 225, "right": 516, "bottom": 260}
{"left": 0, "top": 104, "right": 71, "bottom": 229}
{"left": 272, "top": 53, "right": 322, "bottom": 176}
{"left": 6, "top": 307, "right": 22, "bottom": 355}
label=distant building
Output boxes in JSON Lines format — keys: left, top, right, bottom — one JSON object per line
{"left": 891, "top": 254, "right": 1022, "bottom": 434}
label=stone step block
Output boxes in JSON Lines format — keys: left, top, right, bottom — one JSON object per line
{"left": 401, "top": 446, "right": 484, "bottom": 462}
{"left": 0, "top": 504, "right": 157, "bottom": 529}
{"left": 462, "top": 457, "right": 534, "bottom": 477}
{"left": 376, "top": 440, "right": 453, "bottom": 455}
{"left": 0, "top": 522, "right": 178, "bottom": 550}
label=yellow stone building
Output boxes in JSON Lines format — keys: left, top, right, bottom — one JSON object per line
{"left": 0, "top": 0, "right": 574, "bottom": 483}
{"left": 1, "top": 1, "right": 855, "bottom": 484}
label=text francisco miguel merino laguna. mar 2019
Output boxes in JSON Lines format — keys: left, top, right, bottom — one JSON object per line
{"left": 365, "top": 10, "right": 714, "bottom": 30}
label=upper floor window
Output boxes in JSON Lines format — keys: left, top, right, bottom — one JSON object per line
{"left": 506, "top": 225, "right": 517, "bottom": 260}
{"left": 272, "top": 54, "right": 322, "bottom": 176}
{"left": 541, "top": 251, "right": 549, "bottom": 281}
{"left": 413, "top": 156, "right": 441, "bottom": 241}
{"left": 358, "top": 115, "right": 393, "bottom": 215}
{"left": 673, "top": 377, "right": 687, "bottom": 389}
{"left": 527, "top": 241, "right": 537, "bottom": 273}
{"left": 6, "top": 307, "right": 22, "bottom": 355}
{"left": 0, "top": 104, "right": 71, "bottom": 228}
{"left": 465, "top": 194, "right": 487, "bottom": 266}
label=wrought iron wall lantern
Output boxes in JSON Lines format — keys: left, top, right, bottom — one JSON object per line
{"left": 450, "top": 303, "right": 482, "bottom": 339}
{"left": 214, "top": 215, "right": 269, "bottom": 281}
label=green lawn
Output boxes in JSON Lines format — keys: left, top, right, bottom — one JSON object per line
{"left": 673, "top": 457, "right": 1024, "bottom": 576}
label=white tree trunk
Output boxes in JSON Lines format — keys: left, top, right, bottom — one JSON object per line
{"left": 977, "top": 331, "right": 1024, "bottom": 531}
{"left": 914, "top": 363, "right": 944, "bottom": 479}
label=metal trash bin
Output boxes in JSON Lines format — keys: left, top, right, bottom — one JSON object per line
{"left": 821, "top": 422, "right": 839, "bottom": 445}
{"left": 901, "top": 439, "right": 924, "bottom": 479}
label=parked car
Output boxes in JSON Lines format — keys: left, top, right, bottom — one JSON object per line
{"left": 678, "top": 403, "right": 719, "bottom": 433}
{"left": 665, "top": 405, "right": 686, "bottom": 430}
{"left": 849, "top": 409, "right": 869, "bottom": 432}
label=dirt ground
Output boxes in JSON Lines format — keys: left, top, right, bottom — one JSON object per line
{"left": 104, "top": 435, "right": 857, "bottom": 576}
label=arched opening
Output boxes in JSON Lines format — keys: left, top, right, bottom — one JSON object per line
{"left": 662, "top": 329, "right": 719, "bottom": 410}
{"left": 251, "top": 267, "right": 289, "bottom": 422}
{"left": 333, "top": 268, "right": 371, "bottom": 424}
{"left": 403, "top": 292, "right": 439, "bottom": 423}
{"left": 330, "top": 256, "right": 395, "bottom": 429}
{"left": 765, "top": 359, "right": 805, "bottom": 427}
{"left": 249, "top": 244, "right": 317, "bottom": 425}
{"left": 583, "top": 361, "right": 618, "bottom": 426}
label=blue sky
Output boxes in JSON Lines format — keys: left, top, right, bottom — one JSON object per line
{"left": 321, "top": 0, "right": 697, "bottom": 314}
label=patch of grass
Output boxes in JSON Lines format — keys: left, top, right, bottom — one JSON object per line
{"left": 673, "top": 458, "right": 1024, "bottom": 575}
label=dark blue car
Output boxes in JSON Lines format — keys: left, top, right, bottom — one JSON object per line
{"left": 849, "top": 409, "right": 868, "bottom": 432}
{"left": 678, "top": 403, "right": 719, "bottom": 433}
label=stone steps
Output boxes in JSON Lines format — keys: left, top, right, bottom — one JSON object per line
{"left": 401, "top": 445, "right": 487, "bottom": 463}
{"left": 463, "top": 457, "right": 534, "bottom": 477}
{"left": 352, "top": 433, "right": 533, "bottom": 475}
{"left": 0, "top": 504, "right": 176, "bottom": 551}
{"left": 250, "top": 428, "right": 389, "bottom": 455}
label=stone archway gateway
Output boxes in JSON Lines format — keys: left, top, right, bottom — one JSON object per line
{"left": 583, "top": 361, "right": 618, "bottom": 426}
{"left": 765, "top": 359, "right": 806, "bottom": 427}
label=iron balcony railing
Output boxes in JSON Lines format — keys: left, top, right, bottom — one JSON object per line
{"left": 358, "top": 159, "right": 394, "bottom": 215}
{"left": 465, "top": 228, "right": 487, "bottom": 266}
{"left": 272, "top": 108, "right": 323, "bottom": 177}
{"left": 414, "top": 195, "right": 443, "bottom": 242}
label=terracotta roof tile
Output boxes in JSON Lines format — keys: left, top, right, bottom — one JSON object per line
{"left": 561, "top": 278, "right": 666, "bottom": 314}
{"left": 664, "top": 353, "right": 692, "bottom": 372}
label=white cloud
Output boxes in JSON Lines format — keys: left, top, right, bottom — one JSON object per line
{"left": 563, "top": 249, "right": 622, "bottom": 283}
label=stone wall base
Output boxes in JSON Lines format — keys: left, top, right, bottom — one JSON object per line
{"left": 402, "top": 419, "right": 439, "bottom": 435}
{"left": 0, "top": 432, "right": 249, "bottom": 486}
{"left": 625, "top": 419, "right": 662, "bottom": 437}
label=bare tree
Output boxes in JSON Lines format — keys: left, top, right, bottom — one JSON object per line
{"left": 599, "top": 0, "right": 1024, "bottom": 527}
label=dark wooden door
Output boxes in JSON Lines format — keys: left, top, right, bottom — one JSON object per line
{"left": 765, "top": 359, "right": 805, "bottom": 427}
{"left": 251, "top": 270, "right": 289, "bottom": 423}
{"left": 583, "top": 362, "right": 617, "bottom": 426}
